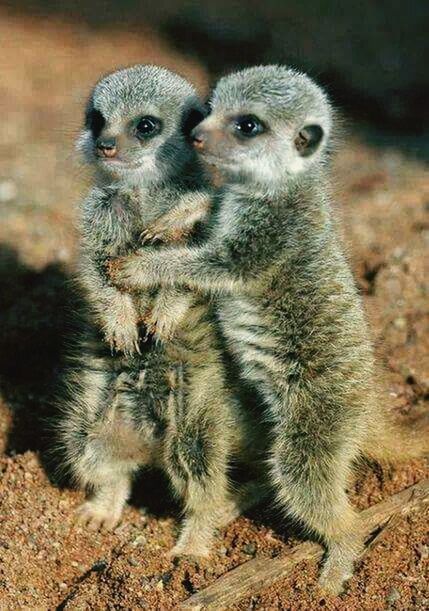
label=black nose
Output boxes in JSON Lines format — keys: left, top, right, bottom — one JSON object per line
{"left": 191, "top": 128, "right": 206, "bottom": 150}
{"left": 96, "top": 137, "right": 117, "bottom": 158}
{"left": 96, "top": 137, "right": 116, "bottom": 150}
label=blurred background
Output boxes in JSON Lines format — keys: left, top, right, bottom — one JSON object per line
{"left": 0, "top": 1, "right": 428, "bottom": 608}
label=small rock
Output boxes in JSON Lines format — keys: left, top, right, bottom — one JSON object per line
{"left": 92, "top": 559, "right": 108, "bottom": 572}
{"left": 59, "top": 582, "right": 68, "bottom": 590}
{"left": 243, "top": 543, "right": 257, "bottom": 556}
{"left": 387, "top": 587, "right": 401, "bottom": 604}
{"left": 161, "top": 571, "right": 173, "bottom": 586}
{"left": 391, "top": 247, "right": 405, "bottom": 262}
{"left": 393, "top": 317, "right": 407, "bottom": 330}
{"left": 0, "top": 180, "right": 17, "bottom": 203}
{"left": 131, "top": 535, "right": 147, "bottom": 547}
{"left": 155, "top": 579, "right": 164, "bottom": 591}
{"left": 128, "top": 557, "right": 139, "bottom": 567}
{"left": 417, "top": 544, "right": 428, "bottom": 559}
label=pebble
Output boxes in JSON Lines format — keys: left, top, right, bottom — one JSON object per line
{"left": 393, "top": 317, "right": 407, "bottom": 330}
{"left": 243, "top": 542, "right": 257, "bottom": 556}
{"left": 0, "top": 180, "right": 17, "bottom": 203}
{"left": 131, "top": 535, "right": 147, "bottom": 547}
{"left": 387, "top": 587, "right": 401, "bottom": 604}
{"left": 161, "top": 571, "right": 173, "bottom": 586}
{"left": 92, "top": 559, "right": 108, "bottom": 572}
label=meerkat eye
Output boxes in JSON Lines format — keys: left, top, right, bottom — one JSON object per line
{"left": 85, "top": 108, "right": 105, "bottom": 138}
{"left": 233, "top": 115, "right": 265, "bottom": 139}
{"left": 135, "top": 116, "right": 162, "bottom": 139}
{"left": 294, "top": 124, "right": 324, "bottom": 157}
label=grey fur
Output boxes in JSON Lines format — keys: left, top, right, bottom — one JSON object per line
{"left": 109, "top": 65, "right": 427, "bottom": 593}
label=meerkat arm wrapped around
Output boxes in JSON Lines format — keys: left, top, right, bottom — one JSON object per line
{"left": 141, "top": 191, "right": 211, "bottom": 244}
{"left": 79, "top": 249, "right": 142, "bottom": 355}
{"left": 109, "top": 196, "right": 290, "bottom": 295}
{"left": 138, "top": 190, "right": 212, "bottom": 341}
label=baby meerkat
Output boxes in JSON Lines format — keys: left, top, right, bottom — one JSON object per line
{"left": 110, "top": 65, "right": 428, "bottom": 594}
{"left": 77, "top": 64, "right": 211, "bottom": 349}
{"left": 57, "top": 65, "right": 264, "bottom": 554}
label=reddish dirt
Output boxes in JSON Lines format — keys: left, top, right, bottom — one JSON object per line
{"left": 0, "top": 8, "right": 428, "bottom": 610}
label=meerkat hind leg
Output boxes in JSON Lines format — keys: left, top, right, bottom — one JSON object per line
{"left": 166, "top": 373, "right": 239, "bottom": 558}
{"left": 271, "top": 416, "right": 364, "bottom": 595}
{"left": 170, "top": 483, "right": 234, "bottom": 558}
{"left": 170, "top": 479, "right": 267, "bottom": 557}
{"left": 74, "top": 374, "right": 142, "bottom": 532}
{"left": 76, "top": 472, "right": 131, "bottom": 532}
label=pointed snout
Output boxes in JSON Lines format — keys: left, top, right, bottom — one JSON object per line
{"left": 96, "top": 137, "right": 117, "bottom": 158}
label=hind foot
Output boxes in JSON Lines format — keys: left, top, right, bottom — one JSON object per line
{"left": 169, "top": 520, "right": 214, "bottom": 559}
{"left": 75, "top": 500, "right": 124, "bottom": 532}
{"left": 318, "top": 536, "right": 362, "bottom": 595}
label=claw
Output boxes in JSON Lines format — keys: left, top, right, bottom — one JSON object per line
{"left": 140, "top": 230, "right": 151, "bottom": 244}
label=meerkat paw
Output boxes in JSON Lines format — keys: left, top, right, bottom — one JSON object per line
{"left": 144, "top": 312, "right": 177, "bottom": 342}
{"left": 104, "top": 319, "right": 140, "bottom": 355}
{"left": 318, "top": 560, "right": 352, "bottom": 596}
{"left": 75, "top": 500, "right": 124, "bottom": 532}
{"left": 318, "top": 537, "right": 361, "bottom": 595}
{"left": 168, "top": 527, "right": 213, "bottom": 559}
{"left": 140, "top": 223, "right": 189, "bottom": 245}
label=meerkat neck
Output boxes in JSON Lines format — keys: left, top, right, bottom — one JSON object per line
{"left": 229, "top": 163, "right": 330, "bottom": 203}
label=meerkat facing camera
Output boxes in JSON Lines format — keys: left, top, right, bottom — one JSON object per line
{"left": 77, "top": 64, "right": 211, "bottom": 350}
{"left": 110, "top": 65, "right": 429, "bottom": 594}
{"left": 56, "top": 65, "right": 266, "bottom": 555}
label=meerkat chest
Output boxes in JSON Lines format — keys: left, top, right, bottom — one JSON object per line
{"left": 88, "top": 189, "right": 144, "bottom": 255}
{"left": 212, "top": 190, "right": 243, "bottom": 241}
{"left": 218, "top": 295, "right": 280, "bottom": 386}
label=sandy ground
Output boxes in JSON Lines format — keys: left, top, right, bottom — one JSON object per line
{"left": 0, "top": 8, "right": 428, "bottom": 610}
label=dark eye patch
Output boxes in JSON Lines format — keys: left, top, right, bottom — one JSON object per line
{"left": 294, "top": 124, "right": 324, "bottom": 157}
{"left": 181, "top": 105, "right": 207, "bottom": 140}
{"left": 85, "top": 107, "right": 105, "bottom": 139}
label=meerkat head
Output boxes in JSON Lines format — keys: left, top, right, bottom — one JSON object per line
{"left": 77, "top": 65, "right": 205, "bottom": 186}
{"left": 191, "top": 65, "right": 333, "bottom": 189}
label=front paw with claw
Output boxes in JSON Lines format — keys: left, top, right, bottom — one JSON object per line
{"left": 104, "top": 319, "right": 140, "bottom": 355}
{"left": 143, "top": 310, "right": 177, "bottom": 342}
{"left": 102, "top": 295, "right": 140, "bottom": 354}
{"left": 140, "top": 223, "right": 189, "bottom": 245}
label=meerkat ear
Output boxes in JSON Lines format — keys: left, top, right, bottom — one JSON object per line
{"left": 294, "top": 124, "right": 324, "bottom": 157}
{"left": 181, "top": 104, "right": 207, "bottom": 140}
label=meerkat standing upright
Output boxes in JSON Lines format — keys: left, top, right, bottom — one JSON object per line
{"left": 110, "top": 65, "right": 429, "bottom": 594}
{"left": 57, "top": 65, "right": 262, "bottom": 553}
{"left": 76, "top": 65, "right": 211, "bottom": 350}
